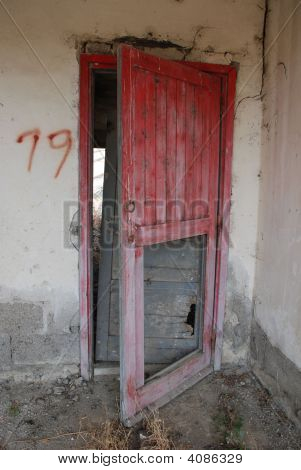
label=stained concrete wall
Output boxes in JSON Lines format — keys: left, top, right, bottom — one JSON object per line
{"left": 0, "top": 0, "right": 264, "bottom": 379}
{"left": 252, "top": 0, "right": 301, "bottom": 424}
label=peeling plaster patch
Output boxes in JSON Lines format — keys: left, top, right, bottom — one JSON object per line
{"left": 64, "top": 29, "right": 249, "bottom": 69}
{"left": 49, "top": 290, "right": 80, "bottom": 334}
{"left": 64, "top": 33, "right": 191, "bottom": 58}
{"left": 65, "top": 29, "right": 222, "bottom": 62}
{"left": 222, "top": 261, "right": 254, "bottom": 365}
{"left": 224, "top": 293, "right": 253, "bottom": 351}
{"left": 224, "top": 52, "right": 233, "bottom": 63}
{"left": 68, "top": 208, "right": 79, "bottom": 251}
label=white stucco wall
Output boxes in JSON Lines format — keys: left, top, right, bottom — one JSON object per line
{"left": 254, "top": 0, "right": 301, "bottom": 370}
{"left": 0, "top": 0, "right": 264, "bottom": 377}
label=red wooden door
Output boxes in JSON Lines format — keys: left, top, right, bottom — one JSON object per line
{"left": 118, "top": 45, "right": 221, "bottom": 424}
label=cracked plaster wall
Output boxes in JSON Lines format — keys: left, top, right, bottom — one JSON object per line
{"left": 253, "top": 0, "right": 301, "bottom": 375}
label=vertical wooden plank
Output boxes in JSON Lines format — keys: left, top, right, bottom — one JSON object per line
{"left": 175, "top": 80, "right": 186, "bottom": 221}
{"left": 202, "top": 77, "right": 221, "bottom": 363}
{"left": 133, "top": 69, "right": 146, "bottom": 389}
{"left": 144, "top": 72, "right": 156, "bottom": 225}
{"left": 135, "top": 247, "right": 144, "bottom": 388}
{"left": 192, "top": 86, "right": 204, "bottom": 219}
{"left": 213, "top": 70, "right": 236, "bottom": 370}
{"left": 208, "top": 79, "right": 220, "bottom": 221}
{"left": 79, "top": 55, "right": 93, "bottom": 381}
{"left": 118, "top": 46, "right": 137, "bottom": 421}
{"left": 120, "top": 244, "right": 137, "bottom": 421}
{"left": 166, "top": 78, "right": 177, "bottom": 222}
{"left": 155, "top": 75, "right": 167, "bottom": 224}
{"left": 134, "top": 69, "right": 146, "bottom": 226}
{"left": 184, "top": 83, "right": 196, "bottom": 220}
{"left": 200, "top": 87, "right": 210, "bottom": 218}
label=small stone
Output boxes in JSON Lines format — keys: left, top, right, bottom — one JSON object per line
{"left": 63, "top": 378, "right": 69, "bottom": 385}
{"left": 139, "top": 430, "right": 148, "bottom": 441}
{"left": 35, "top": 397, "right": 45, "bottom": 405}
{"left": 74, "top": 377, "right": 83, "bottom": 386}
{"left": 53, "top": 386, "right": 65, "bottom": 395}
{"left": 72, "top": 395, "right": 79, "bottom": 402}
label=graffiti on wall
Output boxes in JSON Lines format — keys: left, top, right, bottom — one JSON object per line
{"left": 17, "top": 128, "right": 72, "bottom": 178}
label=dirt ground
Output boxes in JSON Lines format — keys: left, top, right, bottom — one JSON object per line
{"left": 0, "top": 369, "right": 300, "bottom": 450}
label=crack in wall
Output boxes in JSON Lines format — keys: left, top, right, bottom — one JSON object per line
{"left": 79, "top": 34, "right": 193, "bottom": 55}
{"left": 235, "top": 0, "right": 268, "bottom": 116}
{"left": 71, "top": 27, "right": 227, "bottom": 62}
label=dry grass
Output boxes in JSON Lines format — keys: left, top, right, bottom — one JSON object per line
{"left": 80, "top": 418, "right": 133, "bottom": 450}
{"left": 140, "top": 411, "right": 175, "bottom": 450}
{"left": 213, "top": 392, "right": 246, "bottom": 449}
{"left": 29, "top": 418, "right": 133, "bottom": 450}
{"left": 9, "top": 411, "right": 176, "bottom": 450}
{"left": 80, "top": 411, "right": 175, "bottom": 450}
{"left": 69, "top": 412, "right": 175, "bottom": 450}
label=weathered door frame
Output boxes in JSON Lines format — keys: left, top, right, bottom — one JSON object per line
{"left": 79, "top": 52, "right": 236, "bottom": 381}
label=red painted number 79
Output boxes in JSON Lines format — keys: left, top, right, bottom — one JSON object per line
{"left": 17, "top": 128, "right": 72, "bottom": 178}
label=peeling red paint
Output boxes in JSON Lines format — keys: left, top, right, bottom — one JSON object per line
{"left": 127, "top": 376, "right": 137, "bottom": 400}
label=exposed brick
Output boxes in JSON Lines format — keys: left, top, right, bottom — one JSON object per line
{"left": 0, "top": 334, "right": 12, "bottom": 371}
{"left": 0, "top": 302, "right": 43, "bottom": 335}
{"left": 12, "top": 333, "right": 79, "bottom": 365}
{"left": 251, "top": 320, "right": 301, "bottom": 426}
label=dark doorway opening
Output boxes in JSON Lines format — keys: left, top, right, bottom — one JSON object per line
{"left": 92, "top": 70, "right": 118, "bottom": 363}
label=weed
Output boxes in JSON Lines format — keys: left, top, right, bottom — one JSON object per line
{"left": 8, "top": 400, "right": 20, "bottom": 417}
{"left": 213, "top": 393, "right": 246, "bottom": 449}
